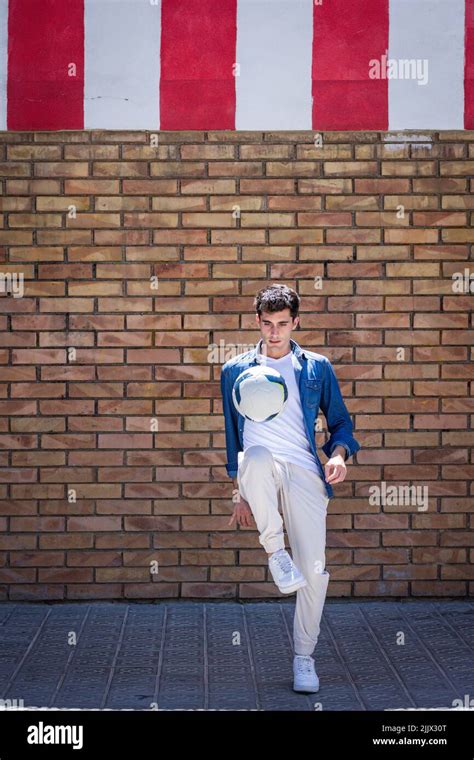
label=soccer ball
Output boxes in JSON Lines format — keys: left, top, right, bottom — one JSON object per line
{"left": 232, "top": 366, "right": 288, "bottom": 422}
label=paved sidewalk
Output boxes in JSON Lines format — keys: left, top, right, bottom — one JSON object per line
{"left": 0, "top": 600, "right": 472, "bottom": 711}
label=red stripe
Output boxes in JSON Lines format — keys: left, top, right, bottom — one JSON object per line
{"left": 160, "top": 0, "right": 236, "bottom": 130}
{"left": 7, "top": 0, "right": 84, "bottom": 130}
{"left": 312, "top": 0, "right": 388, "bottom": 130}
{"left": 465, "top": 0, "right": 474, "bottom": 127}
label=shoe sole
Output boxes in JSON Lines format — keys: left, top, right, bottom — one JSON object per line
{"left": 276, "top": 577, "right": 308, "bottom": 594}
{"left": 293, "top": 683, "right": 320, "bottom": 693}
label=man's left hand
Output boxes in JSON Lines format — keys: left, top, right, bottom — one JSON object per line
{"left": 324, "top": 451, "right": 347, "bottom": 484}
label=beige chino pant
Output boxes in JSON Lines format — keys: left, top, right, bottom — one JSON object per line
{"left": 237, "top": 444, "right": 330, "bottom": 656}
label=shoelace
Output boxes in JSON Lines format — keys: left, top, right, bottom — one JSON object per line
{"left": 295, "top": 657, "right": 314, "bottom": 675}
{"left": 272, "top": 551, "right": 292, "bottom": 574}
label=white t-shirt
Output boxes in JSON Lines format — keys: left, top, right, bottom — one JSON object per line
{"left": 243, "top": 350, "right": 319, "bottom": 475}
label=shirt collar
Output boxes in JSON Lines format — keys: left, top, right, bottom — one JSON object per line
{"left": 254, "top": 337, "right": 305, "bottom": 364}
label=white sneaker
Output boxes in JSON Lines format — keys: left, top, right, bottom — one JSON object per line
{"left": 268, "top": 549, "right": 307, "bottom": 594}
{"left": 293, "top": 655, "right": 320, "bottom": 693}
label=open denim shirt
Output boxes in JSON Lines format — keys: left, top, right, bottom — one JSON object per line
{"left": 220, "top": 337, "right": 361, "bottom": 500}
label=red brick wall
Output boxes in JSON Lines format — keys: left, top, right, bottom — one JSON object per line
{"left": 0, "top": 129, "right": 472, "bottom": 601}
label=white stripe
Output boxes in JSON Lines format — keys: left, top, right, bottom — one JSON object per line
{"left": 388, "top": 0, "right": 465, "bottom": 129}
{"left": 0, "top": 0, "right": 8, "bottom": 130}
{"left": 235, "top": 0, "right": 313, "bottom": 130}
{"left": 84, "top": 0, "right": 161, "bottom": 129}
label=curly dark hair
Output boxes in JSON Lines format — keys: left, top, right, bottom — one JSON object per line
{"left": 254, "top": 284, "right": 300, "bottom": 320}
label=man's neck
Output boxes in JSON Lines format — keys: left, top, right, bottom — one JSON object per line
{"left": 261, "top": 340, "right": 292, "bottom": 360}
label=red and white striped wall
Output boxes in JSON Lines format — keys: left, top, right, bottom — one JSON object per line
{"left": 0, "top": 0, "right": 473, "bottom": 131}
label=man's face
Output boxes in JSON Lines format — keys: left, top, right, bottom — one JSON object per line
{"left": 256, "top": 308, "right": 299, "bottom": 355}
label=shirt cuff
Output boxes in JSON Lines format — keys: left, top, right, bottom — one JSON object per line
{"left": 330, "top": 442, "right": 351, "bottom": 461}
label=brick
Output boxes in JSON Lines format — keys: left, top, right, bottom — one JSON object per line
{"left": 441, "top": 228, "right": 474, "bottom": 242}
{"left": 94, "top": 162, "right": 149, "bottom": 178}
{"left": 440, "top": 161, "right": 474, "bottom": 175}
{"left": 411, "top": 581, "right": 466, "bottom": 596}
{"left": 0, "top": 162, "right": 31, "bottom": 177}
{"left": 241, "top": 145, "right": 292, "bottom": 159}
{"left": 240, "top": 179, "right": 295, "bottom": 193}
{"left": 208, "top": 162, "right": 262, "bottom": 177}
{"left": 65, "top": 145, "right": 119, "bottom": 160}
{"left": 299, "top": 178, "right": 352, "bottom": 193}
{"left": 324, "top": 161, "right": 377, "bottom": 176}
{"left": 266, "top": 161, "right": 321, "bottom": 177}
{"left": 355, "top": 179, "right": 410, "bottom": 193}
{"left": 327, "top": 228, "right": 380, "bottom": 243}
{"left": 382, "top": 161, "right": 436, "bottom": 176}
{"left": 298, "top": 212, "right": 351, "bottom": 226}
{"left": 327, "top": 195, "right": 378, "bottom": 210}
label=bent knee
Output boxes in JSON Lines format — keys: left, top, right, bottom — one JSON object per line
{"left": 242, "top": 445, "right": 274, "bottom": 467}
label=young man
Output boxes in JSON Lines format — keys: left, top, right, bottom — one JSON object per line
{"left": 220, "top": 284, "right": 360, "bottom": 693}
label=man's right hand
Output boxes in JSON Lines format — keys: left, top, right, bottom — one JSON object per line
{"left": 228, "top": 498, "right": 253, "bottom": 528}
